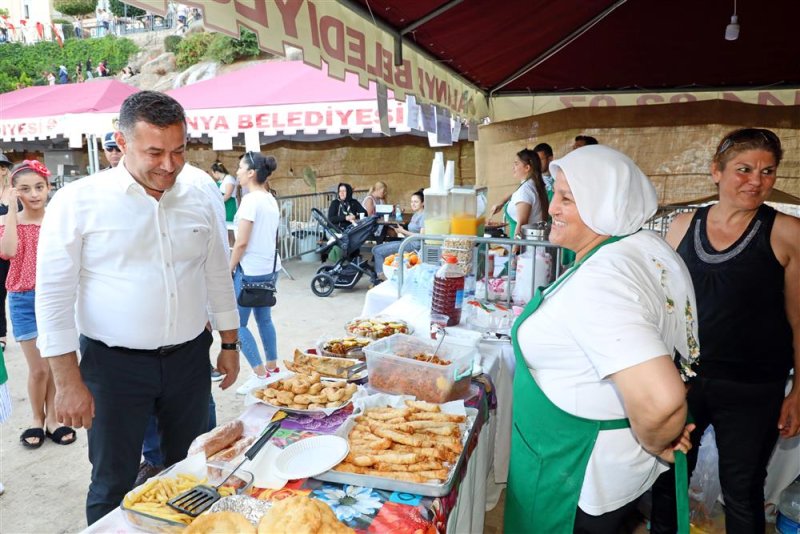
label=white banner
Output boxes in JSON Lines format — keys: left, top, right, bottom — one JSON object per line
{"left": 2, "top": 100, "right": 409, "bottom": 142}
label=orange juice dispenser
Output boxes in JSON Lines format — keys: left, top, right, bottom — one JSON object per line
{"left": 476, "top": 187, "right": 488, "bottom": 236}
{"left": 423, "top": 188, "right": 450, "bottom": 239}
{"left": 449, "top": 187, "right": 479, "bottom": 236}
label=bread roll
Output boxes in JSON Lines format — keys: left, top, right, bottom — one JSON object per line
{"left": 208, "top": 435, "right": 256, "bottom": 463}
{"left": 257, "top": 495, "right": 353, "bottom": 534}
{"left": 188, "top": 420, "right": 244, "bottom": 458}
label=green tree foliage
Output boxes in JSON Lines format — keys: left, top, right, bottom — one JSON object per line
{"left": 0, "top": 35, "right": 138, "bottom": 92}
{"left": 108, "top": 0, "right": 145, "bottom": 18}
{"left": 175, "top": 32, "right": 215, "bottom": 70}
{"left": 164, "top": 35, "right": 182, "bottom": 54}
{"left": 179, "top": 29, "right": 262, "bottom": 68}
{"left": 231, "top": 29, "right": 262, "bottom": 61}
{"left": 54, "top": 0, "right": 97, "bottom": 17}
{"left": 205, "top": 34, "right": 236, "bottom": 65}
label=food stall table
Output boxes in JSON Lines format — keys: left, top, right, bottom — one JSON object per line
{"left": 84, "top": 371, "right": 499, "bottom": 534}
{"left": 361, "top": 280, "right": 402, "bottom": 317}
{"left": 375, "top": 295, "right": 514, "bottom": 506}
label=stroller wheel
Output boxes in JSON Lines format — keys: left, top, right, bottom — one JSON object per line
{"left": 316, "top": 265, "right": 334, "bottom": 275}
{"left": 311, "top": 273, "right": 335, "bottom": 297}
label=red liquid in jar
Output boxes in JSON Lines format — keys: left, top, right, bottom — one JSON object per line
{"left": 432, "top": 272, "right": 465, "bottom": 326}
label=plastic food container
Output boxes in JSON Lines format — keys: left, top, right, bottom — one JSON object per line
{"left": 120, "top": 465, "right": 253, "bottom": 533}
{"left": 365, "top": 333, "right": 474, "bottom": 403}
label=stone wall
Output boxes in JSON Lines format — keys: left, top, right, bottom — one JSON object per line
{"left": 185, "top": 135, "right": 475, "bottom": 206}
{"left": 476, "top": 100, "right": 800, "bottom": 210}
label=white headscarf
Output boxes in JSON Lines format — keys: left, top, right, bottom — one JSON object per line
{"left": 549, "top": 145, "right": 658, "bottom": 236}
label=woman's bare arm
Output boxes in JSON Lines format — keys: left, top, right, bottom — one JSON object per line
{"left": 611, "top": 355, "right": 688, "bottom": 456}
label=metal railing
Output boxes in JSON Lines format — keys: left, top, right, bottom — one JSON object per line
{"left": 277, "top": 189, "right": 367, "bottom": 260}
{"left": 395, "top": 234, "right": 568, "bottom": 308}
{"left": 644, "top": 204, "right": 710, "bottom": 236}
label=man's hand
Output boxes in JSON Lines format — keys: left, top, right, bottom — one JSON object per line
{"left": 55, "top": 378, "right": 95, "bottom": 429}
{"left": 216, "top": 349, "right": 240, "bottom": 390}
{"left": 653, "top": 423, "right": 695, "bottom": 464}
{"left": 778, "top": 389, "right": 800, "bottom": 438}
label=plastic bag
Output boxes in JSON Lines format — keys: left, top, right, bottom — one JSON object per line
{"left": 688, "top": 426, "right": 722, "bottom": 528}
{"left": 512, "top": 248, "right": 552, "bottom": 305}
{"left": 402, "top": 262, "right": 437, "bottom": 307}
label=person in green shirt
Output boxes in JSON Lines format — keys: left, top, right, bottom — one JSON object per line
{"left": 210, "top": 161, "right": 239, "bottom": 222}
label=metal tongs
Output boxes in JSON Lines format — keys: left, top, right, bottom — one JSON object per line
{"left": 345, "top": 361, "right": 367, "bottom": 379}
{"left": 427, "top": 326, "right": 447, "bottom": 363}
{"left": 167, "top": 411, "right": 287, "bottom": 517}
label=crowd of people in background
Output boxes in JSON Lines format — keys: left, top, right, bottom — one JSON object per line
{"left": 40, "top": 58, "right": 111, "bottom": 86}
{"left": 0, "top": 2, "right": 202, "bottom": 46}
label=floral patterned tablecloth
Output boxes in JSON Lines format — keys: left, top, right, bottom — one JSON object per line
{"left": 249, "top": 377, "right": 495, "bottom": 533}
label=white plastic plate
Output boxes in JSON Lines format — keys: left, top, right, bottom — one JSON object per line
{"left": 272, "top": 435, "right": 349, "bottom": 480}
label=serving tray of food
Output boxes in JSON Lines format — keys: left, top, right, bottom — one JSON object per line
{"left": 286, "top": 350, "right": 368, "bottom": 382}
{"left": 317, "top": 336, "right": 372, "bottom": 360}
{"left": 248, "top": 372, "right": 364, "bottom": 415}
{"left": 313, "top": 398, "right": 478, "bottom": 497}
{"left": 345, "top": 317, "right": 413, "bottom": 339}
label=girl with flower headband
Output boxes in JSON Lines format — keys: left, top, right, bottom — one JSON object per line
{"left": 0, "top": 160, "right": 76, "bottom": 449}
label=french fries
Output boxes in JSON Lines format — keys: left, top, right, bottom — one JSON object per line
{"left": 122, "top": 474, "right": 235, "bottom": 525}
{"left": 335, "top": 403, "right": 467, "bottom": 484}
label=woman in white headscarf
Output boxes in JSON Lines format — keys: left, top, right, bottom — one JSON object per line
{"left": 504, "top": 145, "right": 699, "bottom": 534}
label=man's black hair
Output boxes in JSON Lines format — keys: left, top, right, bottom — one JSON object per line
{"left": 118, "top": 91, "right": 186, "bottom": 135}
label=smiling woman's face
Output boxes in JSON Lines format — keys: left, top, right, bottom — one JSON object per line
{"left": 548, "top": 170, "right": 600, "bottom": 258}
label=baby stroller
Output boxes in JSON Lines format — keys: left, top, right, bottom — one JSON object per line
{"left": 310, "top": 208, "right": 380, "bottom": 297}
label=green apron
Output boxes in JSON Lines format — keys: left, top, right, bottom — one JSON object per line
{"left": 504, "top": 236, "right": 689, "bottom": 533}
{"left": 224, "top": 196, "right": 237, "bottom": 222}
{"left": 503, "top": 200, "right": 517, "bottom": 242}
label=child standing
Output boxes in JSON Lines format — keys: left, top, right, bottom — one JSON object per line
{"left": 0, "top": 160, "right": 76, "bottom": 449}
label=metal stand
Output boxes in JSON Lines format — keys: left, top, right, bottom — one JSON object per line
{"left": 395, "top": 234, "right": 567, "bottom": 307}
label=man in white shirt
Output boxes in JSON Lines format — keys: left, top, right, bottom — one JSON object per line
{"left": 36, "top": 91, "right": 240, "bottom": 524}
{"left": 136, "top": 163, "right": 230, "bottom": 484}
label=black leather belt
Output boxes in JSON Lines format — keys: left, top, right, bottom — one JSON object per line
{"left": 88, "top": 337, "right": 192, "bottom": 356}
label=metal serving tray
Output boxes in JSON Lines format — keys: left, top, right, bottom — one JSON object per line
{"left": 313, "top": 407, "right": 478, "bottom": 497}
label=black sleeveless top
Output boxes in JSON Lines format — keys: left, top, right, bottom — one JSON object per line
{"left": 677, "top": 205, "right": 793, "bottom": 382}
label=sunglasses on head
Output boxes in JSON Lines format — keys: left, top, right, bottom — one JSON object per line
{"left": 245, "top": 151, "right": 256, "bottom": 168}
{"left": 716, "top": 128, "right": 780, "bottom": 156}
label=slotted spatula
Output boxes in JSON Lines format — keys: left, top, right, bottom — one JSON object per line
{"left": 167, "top": 410, "right": 287, "bottom": 517}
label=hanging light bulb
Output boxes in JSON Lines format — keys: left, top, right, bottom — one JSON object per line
{"left": 725, "top": 0, "right": 739, "bottom": 40}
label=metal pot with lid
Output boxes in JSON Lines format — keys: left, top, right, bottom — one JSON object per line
{"left": 521, "top": 221, "right": 550, "bottom": 241}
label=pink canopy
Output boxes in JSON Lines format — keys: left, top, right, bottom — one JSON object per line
{"left": 0, "top": 79, "right": 138, "bottom": 119}
{"left": 161, "top": 60, "right": 407, "bottom": 138}
{"left": 0, "top": 79, "right": 139, "bottom": 142}
{"left": 165, "top": 60, "right": 381, "bottom": 109}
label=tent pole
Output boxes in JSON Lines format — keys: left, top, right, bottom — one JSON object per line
{"left": 89, "top": 134, "right": 99, "bottom": 174}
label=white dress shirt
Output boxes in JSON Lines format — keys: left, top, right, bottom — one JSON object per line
{"left": 177, "top": 163, "right": 229, "bottom": 260}
{"left": 35, "top": 161, "right": 239, "bottom": 357}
